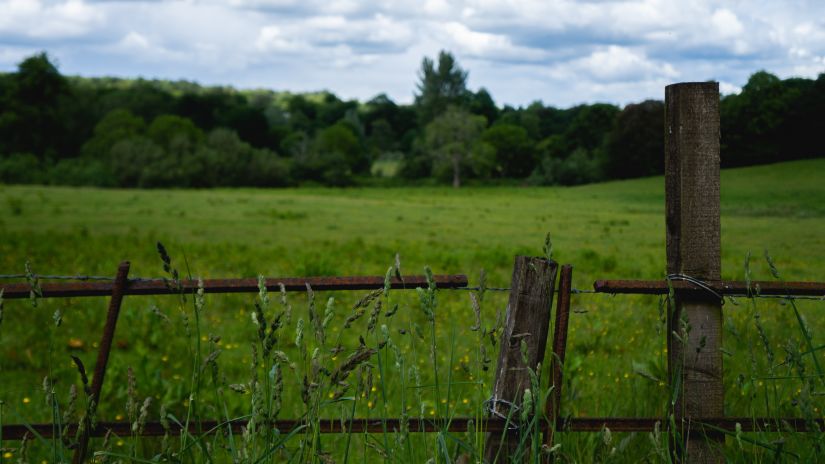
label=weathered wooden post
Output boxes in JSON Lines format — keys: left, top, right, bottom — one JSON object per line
{"left": 665, "top": 82, "right": 723, "bottom": 462}
{"left": 484, "top": 256, "right": 557, "bottom": 463}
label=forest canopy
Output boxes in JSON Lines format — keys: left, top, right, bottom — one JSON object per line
{"left": 1, "top": 51, "right": 823, "bottom": 188}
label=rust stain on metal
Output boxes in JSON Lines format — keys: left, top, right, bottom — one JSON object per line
{"left": 593, "top": 279, "right": 825, "bottom": 297}
{"left": 0, "top": 274, "right": 469, "bottom": 299}
{"left": 545, "top": 264, "right": 573, "bottom": 450}
{"left": 72, "top": 261, "right": 131, "bottom": 464}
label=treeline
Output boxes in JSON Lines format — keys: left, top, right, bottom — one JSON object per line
{"left": 1, "top": 51, "right": 823, "bottom": 188}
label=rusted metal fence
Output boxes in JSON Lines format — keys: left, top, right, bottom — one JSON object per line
{"left": 3, "top": 81, "right": 825, "bottom": 463}
{"left": 2, "top": 263, "right": 824, "bottom": 462}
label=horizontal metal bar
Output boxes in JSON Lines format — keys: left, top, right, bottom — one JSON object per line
{"left": 0, "top": 274, "right": 469, "bottom": 300}
{"left": 593, "top": 280, "right": 825, "bottom": 297}
{"left": 4, "top": 417, "right": 822, "bottom": 440}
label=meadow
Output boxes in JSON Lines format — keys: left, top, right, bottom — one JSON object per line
{"left": 1, "top": 158, "right": 824, "bottom": 462}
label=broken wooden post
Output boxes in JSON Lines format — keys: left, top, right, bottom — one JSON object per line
{"left": 665, "top": 82, "right": 723, "bottom": 462}
{"left": 485, "top": 256, "right": 558, "bottom": 463}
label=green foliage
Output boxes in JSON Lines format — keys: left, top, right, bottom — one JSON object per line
{"left": 81, "top": 109, "right": 146, "bottom": 160}
{"left": 423, "top": 106, "right": 492, "bottom": 187}
{"left": 482, "top": 124, "right": 535, "bottom": 178}
{"left": 468, "top": 87, "right": 499, "bottom": 124}
{"left": 314, "top": 123, "right": 365, "bottom": 173}
{"left": 531, "top": 147, "right": 604, "bottom": 186}
{"left": 414, "top": 50, "right": 469, "bottom": 124}
{"left": 0, "top": 51, "right": 824, "bottom": 189}
{"left": 603, "top": 100, "right": 664, "bottom": 179}
{"left": 147, "top": 114, "right": 204, "bottom": 150}
{"left": 0, "top": 52, "right": 72, "bottom": 159}
{"left": 0, "top": 153, "right": 45, "bottom": 184}
{"left": 721, "top": 70, "right": 825, "bottom": 167}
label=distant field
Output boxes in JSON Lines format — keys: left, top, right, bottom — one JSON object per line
{"left": 2, "top": 158, "right": 824, "bottom": 461}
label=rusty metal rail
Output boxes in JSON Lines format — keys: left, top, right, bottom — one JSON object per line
{"left": 593, "top": 279, "right": 825, "bottom": 297}
{"left": 4, "top": 417, "right": 823, "bottom": 440}
{"left": 0, "top": 274, "right": 469, "bottom": 299}
{"left": 4, "top": 265, "right": 825, "bottom": 451}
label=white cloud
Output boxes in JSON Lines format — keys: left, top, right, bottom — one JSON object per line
{"left": 256, "top": 13, "right": 414, "bottom": 60}
{"left": 0, "top": 0, "right": 104, "bottom": 38}
{"left": 439, "top": 22, "right": 547, "bottom": 62}
{"left": 555, "top": 45, "right": 678, "bottom": 83}
{"left": 1, "top": 0, "right": 823, "bottom": 106}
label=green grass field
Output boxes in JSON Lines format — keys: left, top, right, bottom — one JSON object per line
{"left": 1, "top": 159, "right": 824, "bottom": 462}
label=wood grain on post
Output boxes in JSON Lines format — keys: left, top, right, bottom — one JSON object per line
{"left": 665, "top": 82, "right": 724, "bottom": 462}
{"left": 484, "top": 256, "right": 558, "bottom": 463}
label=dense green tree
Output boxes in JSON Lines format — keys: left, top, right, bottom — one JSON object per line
{"left": 0, "top": 52, "right": 71, "bottom": 158}
{"left": 367, "top": 118, "right": 395, "bottom": 154}
{"left": 720, "top": 71, "right": 820, "bottom": 167}
{"left": 147, "top": 114, "right": 204, "bottom": 150}
{"left": 603, "top": 100, "right": 664, "bottom": 179}
{"left": 424, "top": 106, "right": 490, "bottom": 187}
{"left": 95, "top": 79, "right": 175, "bottom": 122}
{"left": 0, "top": 153, "right": 45, "bottom": 184}
{"left": 175, "top": 91, "right": 234, "bottom": 129}
{"left": 468, "top": 88, "right": 498, "bottom": 124}
{"left": 2, "top": 50, "right": 824, "bottom": 189}
{"left": 220, "top": 105, "right": 271, "bottom": 148}
{"left": 532, "top": 147, "right": 604, "bottom": 186}
{"left": 564, "top": 103, "right": 619, "bottom": 152}
{"left": 281, "top": 131, "right": 310, "bottom": 158}
{"left": 317, "top": 92, "right": 359, "bottom": 127}
{"left": 286, "top": 94, "right": 318, "bottom": 133}
{"left": 481, "top": 124, "right": 535, "bottom": 178}
{"left": 81, "top": 109, "right": 146, "bottom": 159}
{"left": 314, "top": 123, "right": 365, "bottom": 173}
{"left": 109, "top": 136, "right": 166, "bottom": 187}
{"left": 414, "top": 51, "right": 469, "bottom": 124}
{"left": 362, "top": 94, "right": 417, "bottom": 153}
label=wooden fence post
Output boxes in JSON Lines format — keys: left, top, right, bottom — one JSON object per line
{"left": 484, "top": 256, "right": 558, "bottom": 463}
{"left": 665, "top": 82, "right": 723, "bottom": 462}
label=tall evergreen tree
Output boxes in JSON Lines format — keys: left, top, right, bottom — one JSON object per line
{"left": 414, "top": 51, "right": 469, "bottom": 125}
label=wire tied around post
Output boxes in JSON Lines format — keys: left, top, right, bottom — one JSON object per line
{"left": 484, "top": 396, "right": 522, "bottom": 431}
{"left": 666, "top": 273, "right": 725, "bottom": 305}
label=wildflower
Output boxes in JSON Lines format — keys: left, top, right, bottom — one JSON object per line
{"left": 22, "top": 397, "right": 30, "bottom": 404}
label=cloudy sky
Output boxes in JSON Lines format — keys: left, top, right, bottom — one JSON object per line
{"left": 1, "top": 0, "right": 824, "bottom": 107}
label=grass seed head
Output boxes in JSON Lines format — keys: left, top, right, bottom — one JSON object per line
{"left": 295, "top": 318, "right": 304, "bottom": 349}
{"left": 71, "top": 356, "right": 91, "bottom": 395}
{"left": 322, "top": 297, "right": 335, "bottom": 330}
{"left": 367, "top": 299, "right": 382, "bottom": 333}
{"left": 469, "top": 293, "right": 481, "bottom": 331}
{"left": 126, "top": 366, "right": 137, "bottom": 421}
